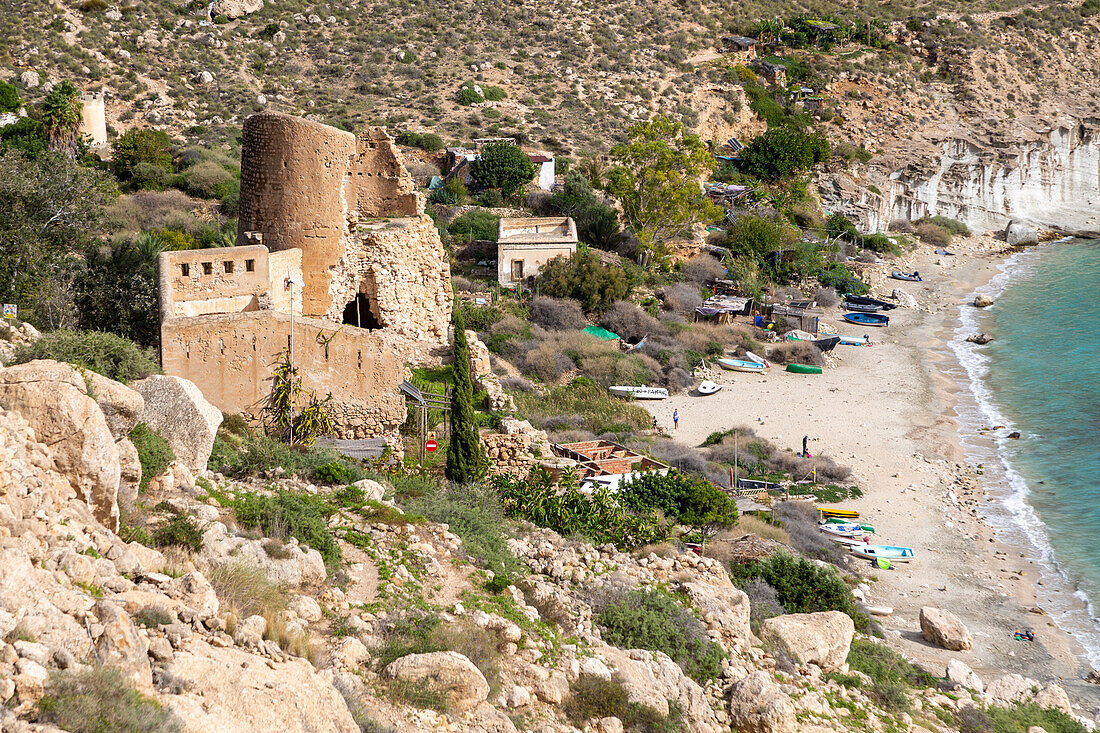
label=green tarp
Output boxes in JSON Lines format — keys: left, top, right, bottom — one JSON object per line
{"left": 582, "top": 325, "right": 619, "bottom": 341}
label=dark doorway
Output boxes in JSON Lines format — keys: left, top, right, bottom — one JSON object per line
{"left": 342, "top": 293, "right": 382, "bottom": 329}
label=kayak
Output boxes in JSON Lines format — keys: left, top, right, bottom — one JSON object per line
{"left": 850, "top": 545, "right": 915, "bottom": 562}
{"left": 825, "top": 517, "right": 875, "bottom": 532}
{"left": 819, "top": 523, "right": 869, "bottom": 537}
{"left": 786, "top": 363, "right": 822, "bottom": 374}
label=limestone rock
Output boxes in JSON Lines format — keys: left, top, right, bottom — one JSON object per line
{"left": 685, "top": 580, "right": 752, "bottom": 652}
{"left": 210, "top": 0, "right": 262, "bottom": 18}
{"left": 233, "top": 614, "right": 267, "bottom": 647}
{"left": 946, "top": 658, "right": 984, "bottom": 693}
{"left": 973, "top": 294, "right": 994, "bottom": 308}
{"left": 170, "top": 571, "right": 219, "bottom": 620}
{"left": 288, "top": 595, "right": 322, "bottom": 623}
{"left": 761, "top": 611, "right": 855, "bottom": 672}
{"left": 597, "top": 646, "right": 718, "bottom": 730}
{"left": 966, "top": 333, "right": 995, "bottom": 345}
{"left": 19, "top": 70, "right": 38, "bottom": 88}
{"left": 982, "top": 674, "right": 1070, "bottom": 714}
{"left": 201, "top": 522, "right": 326, "bottom": 589}
{"left": 0, "top": 360, "right": 120, "bottom": 530}
{"left": 382, "top": 651, "right": 489, "bottom": 712}
{"left": 333, "top": 637, "right": 369, "bottom": 670}
{"left": 891, "top": 288, "right": 919, "bottom": 308}
{"left": 1032, "top": 684, "right": 1072, "bottom": 715}
{"left": 728, "top": 671, "right": 796, "bottom": 733}
{"left": 1005, "top": 220, "right": 1039, "bottom": 246}
{"left": 117, "top": 437, "right": 142, "bottom": 507}
{"left": 920, "top": 606, "right": 972, "bottom": 651}
{"left": 86, "top": 372, "right": 144, "bottom": 439}
{"left": 162, "top": 639, "right": 359, "bottom": 732}
{"left": 351, "top": 478, "right": 386, "bottom": 502}
{"left": 132, "top": 375, "right": 222, "bottom": 473}
{"left": 93, "top": 600, "right": 152, "bottom": 690}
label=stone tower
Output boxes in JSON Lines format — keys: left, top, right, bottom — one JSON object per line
{"left": 79, "top": 92, "right": 107, "bottom": 147}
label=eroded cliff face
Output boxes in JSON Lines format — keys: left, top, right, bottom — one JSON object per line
{"left": 886, "top": 120, "right": 1100, "bottom": 234}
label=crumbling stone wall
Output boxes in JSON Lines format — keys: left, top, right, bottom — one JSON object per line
{"left": 481, "top": 418, "right": 551, "bottom": 478}
{"left": 466, "top": 330, "right": 515, "bottom": 412}
{"left": 350, "top": 128, "right": 420, "bottom": 218}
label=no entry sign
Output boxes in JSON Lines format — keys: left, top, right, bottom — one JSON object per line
{"left": 425, "top": 431, "right": 438, "bottom": 453}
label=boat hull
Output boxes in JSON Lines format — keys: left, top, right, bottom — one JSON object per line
{"left": 850, "top": 546, "right": 915, "bottom": 562}
{"left": 786, "top": 363, "right": 822, "bottom": 375}
{"left": 609, "top": 386, "right": 669, "bottom": 400}
{"left": 838, "top": 335, "right": 870, "bottom": 346}
{"left": 844, "top": 295, "right": 897, "bottom": 311}
{"left": 842, "top": 302, "right": 883, "bottom": 313}
{"left": 695, "top": 381, "right": 722, "bottom": 395}
{"left": 717, "top": 359, "right": 766, "bottom": 373}
{"left": 842, "top": 313, "right": 889, "bottom": 327}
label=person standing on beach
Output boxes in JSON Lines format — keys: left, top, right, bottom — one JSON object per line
{"left": 673, "top": 409, "right": 679, "bottom": 430}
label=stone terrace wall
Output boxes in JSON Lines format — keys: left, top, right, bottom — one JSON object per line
{"left": 237, "top": 112, "right": 356, "bottom": 318}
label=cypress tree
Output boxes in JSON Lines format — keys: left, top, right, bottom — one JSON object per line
{"left": 445, "top": 302, "right": 486, "bottom": 484}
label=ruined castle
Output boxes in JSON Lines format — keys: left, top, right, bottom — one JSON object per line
{"left": 158, "top": 112, "right": 452, "bottom": 449}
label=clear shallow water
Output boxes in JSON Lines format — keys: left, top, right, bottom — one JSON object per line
{"left": 950, "top": 238, "right": 1100, "bottom": 666}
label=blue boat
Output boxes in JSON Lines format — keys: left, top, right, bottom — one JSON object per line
{"left": 850, "top": 545, "right": 915, "bottom": 562}
{"left": 717, "top": 358, "right": 766, "bottom": 373}
{"left": 842, "top": 312, "right": 889, "bottom": 327}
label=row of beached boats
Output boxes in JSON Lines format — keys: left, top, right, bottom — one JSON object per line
{"left": 817, "top": 507, "right": 915, "bottom": 566}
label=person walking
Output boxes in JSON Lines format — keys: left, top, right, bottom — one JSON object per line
{"left": 673, "top": 409, "right": 679, "bottom": 430}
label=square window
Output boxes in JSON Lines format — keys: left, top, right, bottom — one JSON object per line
{"left": 202, "top": 262, "right": 213, "bottom": 275}
{"left": 180, "top": 263, "right": 190, "bottom": 277}
{"left": 224, "top": 261, "right": 234, "bottom": 274}
{"left": 245, "top": 259, "right": 255, "bottom": 272}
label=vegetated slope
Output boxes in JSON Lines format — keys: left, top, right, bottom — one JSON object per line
{"left": 2, "top": 0, "right": 1098, "bottom": 157}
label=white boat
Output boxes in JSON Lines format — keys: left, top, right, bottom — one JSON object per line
{"left": 716, "top": 358, "right": 766, "bottom": 373}
{"left": 746, "top": 351, "right": 768, "bottom": 366}
{"left": 861, "top": 605, "right": 894, "bottom": 616}
{"left": 609, "top": 385, "right": 669, "bottom": 400}
{"left": 819, "top": 523, "right": 869, "bottom": 538}
{"left": 828, "top": 534, "right": 871, "bottom": 547}
{"left": 695, "top": 380, "right": 722, "bottom": 396}
{"left": 849, "top": 545, "right": 915, "bottom": 562}
{"left": 838, "top": 335, "right": 870, "bottom": 346}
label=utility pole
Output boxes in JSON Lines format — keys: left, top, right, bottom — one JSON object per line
{"left": 287, "top": 273, "right": 296, "bottom": 446}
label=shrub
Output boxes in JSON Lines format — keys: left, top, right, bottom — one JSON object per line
{"left": 80, "top": 0, "right": 108, "bottom": 11}
{"left": 846, "top": 638, "right": 937, "bottom": 711}
{"left": 469, "top": 141, "right": 536, "bottom": 198}
{"left": 600, "top": 301, "right": 661, "bottom": 342}
{"left": 129, "top": 423, "right": 175, "bottom": 491}
{"left": 132, "top": 607, "right": 172, "bottom": 628}
{"left": 595, "top": 588, "right": 725, "bottom": 683}
{"left": 680, "top": 254, "right": 725, "bottom": 284}
{"left": 152, "top": 514, "right": 204, "bottom": 553}
{"left": 536, "top": 252, "right": 631, "bottom": 314}
{"left": 661, "top": 282, "right": 702, "bottom": 316}
{"left": 0, "top": 81, "right": 22, "bottom": 114}
{"left": 313, "top": 461, "right": 357, "bottom": 485}
{"left": 376, "top": 615, "right": 501, "bottom": 701}
{"left": 738, "top": 125, "right": 830, "bottom": 180}
{"left": 448, "top": 209, "right": 500, "bottom": 241}
{"left": 492, "top": 469, "right": 667, "bottom": 550}
{"left": 457, "top": 300, "right": 504, "bottom": 331}
{"left": 618, "top": 470, "right": 699, "bottom": 519}
{"left": 732, "top": 552, "right": 865, "bottom": 627}
{"left": 38, "top": 666, "right": 183, "bottom": 732}
{"left": 478, "top": 188, "right": 503, "bottom": 207}
{"left": 233, "top": 490, "right": 341, "bottom": 566}
{"left": 766, "top": 340, "right": 824, "bottom": 366}
{"left": 207, "top": 433, "right": 357, "bottom": 479}
{"left": 456, "top": 84, "right": 484, "bottom": 105}
{"left": 179, "top": 161, "right": 236, "bottom": 199}
{"left": 563, "top": 676, "right": 679, "bottom": 732}
{"left": 12, "top": 330, "right": 160, "bottom": 383}
{"left": 406, "top": 484, "right": 520, "bottom": 580}
{"left": 740, "top": 577, "right": 787, "bottom": 633}
{"left": 112, "top": 129, "right": 173, "bottom": 185}
{"left": 917, "top": 215, "right": 970, "bottom": 237}
{"left": 913, "top": 220, "right": 951, "bottom": 248}
{"left": 528, "top": 297, "right": 587, "bottom": 331}
{"left": 205, "top": 562, "right": 287, "bottom": 619}
{"left": 395, "top": 131, "right": 444, "bottom": 151}
{"left": 973, "top": 703, "right": 1088, "bottom": 733}
{"left": 482, "top": 86, "right": 506, "bottom": 102}
{"left": 512, "top": 379, "right": 652, "bottom": 436}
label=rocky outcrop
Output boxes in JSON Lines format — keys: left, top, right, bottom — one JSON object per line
{"left": 680, "top": 580, "right": 751, "bottom": 653}
{"left": 947, "top": 658, "right": 984, "bottom": 693}
{"left": 761, "top": 611, "right": 854, "bottom": 672}
{"left": 86, "top": 372, "right": 145, "bottom": 439}
{"left": 984, "top": 673, "right": 1073, "bottom": 716}
{"left": 973, "top": 294, "right": 995, "bottom": 308}
{"left": 210, "top": 0, "right": 262, "bottom": 18}
{"left": 133, "top": 375, "right": 223, "bottom": 473}
{"left": 92, "top": 599, "right": 152, "bottom": 690}
{"left": 1005, "top": 220, "right": 1039, "bottom": 246}
{"left": 0, "top": 360, "right": 121, "bottom": 531}
{"left": 201, "top": 522, "right": 326, "bottom": 589}
{"left": 728, "top": 671, "right": 796, "bottom": 733}
{"left": 890, "top": 288, "right": 919, "bottom": 308}
{"left": 383, "top": 651, "right": 490, "bottom": 712}
{"left": 920, "top": 606, "right": 973, "bottom": 651}
{"left": 596, "top": 646, "right": 719, "bottom": 730}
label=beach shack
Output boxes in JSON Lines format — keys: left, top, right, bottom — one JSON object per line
{"left": 552, "top": 440, "right": 669, "bottom": 492}
{"left": 695, "top": 294, "right": 753, "bottom": 324}
{"left": 771, "top": 302, "right": 822, "bottom": 333}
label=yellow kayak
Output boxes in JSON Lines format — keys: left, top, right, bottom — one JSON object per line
{"left": 818, "top": 507, "right": 860, "bottom": 520}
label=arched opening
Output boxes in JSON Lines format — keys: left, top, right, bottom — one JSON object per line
{"left": 342, "top": 293, "right": 382, "bottom": 330}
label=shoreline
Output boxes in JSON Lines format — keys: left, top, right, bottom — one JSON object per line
{"left": 643, "top": 234, "right": 1100, "bottom": 712}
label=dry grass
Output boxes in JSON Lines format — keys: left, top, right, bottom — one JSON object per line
{"left": 736, "top": 514, "right": 791, "bottom": 544}
{"left": 205, "top": 562, "right": 287, "bottom": 620}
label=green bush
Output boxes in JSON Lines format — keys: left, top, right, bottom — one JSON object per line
{"left": 731, "top": 552, "right": 863, "bottom": 625}
{"left": 395, "top": 131, "right": 444, "bottom": 151}
{"left": 75, "top": 238, "right": 162, "bottom": 349}
{"left": 738, "top": 125, "right": 830, "bottom": 180}
{"left": 917, "top": 215, "right": 970, "bottom": 237}
{"left": 534, "top": 251, "right": 631, "bottom": 314}
{"left": 492, "top": 469, "right": 667, "bottom": 551}
{"left": 112, "top": 129, "right": 173, "bottom": 186}
{"left": 0, "top": 81, "right": 21, "bottom": 114}
{"left": 448, "top": 209, "right": 500, "bottom": 241}
{"left": 469, "top": 141, "right": 536, "bottom": 197}
{"left": 132, "top": 607, "right": 172, "bottom": 628}
{"left": 407, "top": 484, "right": 521, "bottom": 580}
{"left": 456, "top": 85, "right": 484, "bottom": 105}
{"left": 845, "top": 638, "right": 937, "bottom": 712}
{"left": 129, "top": 423, "right": 174, "bottom": 491}
{"left": 207, "top": 432, "right": 362, "bottom": 480}
{"left": 967, "top": 702, "right": 1088, "bottom": 733}
{"left": 596, "top": 588, "right": 725, "bottom": 684}
{"left": 313, "top": 461, "right": 357, "bottom": 485}
{"left": 0, "top": 117, "right": 48, "bottom": 157}
{"left": 478, "top": 188, "right": 504, "bottom": 207}
{"left": 482, "top": 86, "right": 506, "bottom": 102}
{"left": 179, "top": 161, "right": 236, "bottom": 199}
{"left": 618, "top": 471, "right": 738, "bottom": 542}
{"left": 38, "top": 666, "right": 183, "bottom": 733}
{"left": 233, "top": 490, "right": 341, "bottom": 566}
{"left": 152, "top": 514, "right": 204, "bottom": 553}
{"left": 457, "top": 300, "right": 504, "bottom": 331}
{"left": 11, "top": 330, "right": 160, "bottom": 383}
{"left": 563, "top": 676, "right": 681, "bottom": 732}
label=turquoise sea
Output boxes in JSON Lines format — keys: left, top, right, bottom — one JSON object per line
{"left": 951, "top": 238, "right": 1100, "bottom": 664}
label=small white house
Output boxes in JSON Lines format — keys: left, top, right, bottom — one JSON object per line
{"left": 528, "top": 154, "right": 555, "bottom": 190}
{"left": 496, "top": 217, "right": 577, "bottom": 290}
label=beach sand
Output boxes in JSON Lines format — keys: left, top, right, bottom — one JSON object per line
{"left": 644, "top": 235, "right": 1100, "bottom": 712}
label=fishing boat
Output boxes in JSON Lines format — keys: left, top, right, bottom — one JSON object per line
{"left": 842, "top": 312, "right": 889, "bottom": 327}
{"left": 608, "top": 385, "right": 669, "bottom": 400}
{"left": 934, "top": 249, "right": 955, "bottom": 256}
{"left": 850, "top": 545, "right": 915, "bottom": 562}
{"left": 825, "top": 518, "right": 875, "bottom": 532}
{"left": 745, "top": 351, "right": 768, "bottom": 366}
{"left": 717, "top": 358, "right": 766, "bottom": 373}
{"left": 843, "top": 295, "right": 897, "bottom": 311}
{"left": 842, "top": 301, "right": 884, "bottom": 313}
{"left": 786, "top": 363, "right": 822, "bottom": 375}
{"left": 818, "top": 507, "right": 860, "bottom": 520}
{"left": 813, "top": 336, "right": 841, "bottom": 352}
{"left": 890, "top": 271, "right": 922, "bottom": 282}
{"left": 819, "top": 523, "right": 869, "bottom": 537}
{"left": 838, "top": 334, "right": 870, "bottom": 346}
{"left": 695, "top": 380, "right": 722, "bottom": 396}
{"left": 736, "top": 478, "right": 783, "bottom": 492}
{"left": 828, "top": 534, "right": 872, "bottom": 547}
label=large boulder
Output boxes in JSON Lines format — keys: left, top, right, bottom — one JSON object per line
{"left": 728, "top": 671, "right": 796, "bottom": 733}
{"left": 383, "top": 651, "right": 489, "bottom": 712}
{"left": 761, "top": 611, "right": 855, "bottom": 672}
{"left": 596, "top": 646, "right": 719, "bottom": 730}
{"left": 0, "top": 360, "right": 120, "bottom": 530}
{"left": 86, "top": 372, "right": 144, "bottom": 439}
{"left": 162, "top": 639, "right": 360, "bottom": 732}
{"left": 983, "top": 674, "right": 1072, "bottom": 716}
{"left": 973, "top": 294, "right": 994, "bottom": 308}
{"left": 680, "top": 581, "right": 751, "bottom": 652}
{"left": 210, "top": 0, "right": 262, "bottom": 18}
{"left": 132, "top": 375, "right": 222, "bottom": 473}
{"left": 92, "top": 600, "right": 152, "bottom": 690}
{"left": 920, "top": 607, "right": 972, "bottom": 651}
{"left": 946, "top": 658, "right": 984, "bottom": 693}
{"left": 890, "top": 288, "right": 919, "bottom": 308}
{"left": 1005, "top": 220, "right": 1039, "bottom": 246}
{"left": 201, "top": 522, "right": 326, "bottom": 589}
{"left": 117, "top": 437, "right": 142, "bottom": 508}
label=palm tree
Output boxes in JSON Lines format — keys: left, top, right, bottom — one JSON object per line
{"left": 42, "top": 81, "right": 83, "bottom": 158}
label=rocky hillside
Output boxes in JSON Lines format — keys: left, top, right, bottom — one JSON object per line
{"left": 0, "top": 356, "right": 1090, "bottom": 732}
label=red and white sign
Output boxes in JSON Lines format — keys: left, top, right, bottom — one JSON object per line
{"left": 425, "top": 431, "right": 438, "bottom": 453}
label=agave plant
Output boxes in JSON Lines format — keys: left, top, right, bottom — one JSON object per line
{"left": 41, "top": 80, "right": 83, "bottom": 158}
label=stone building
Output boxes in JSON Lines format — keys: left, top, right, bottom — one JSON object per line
{"left": 159, "top": 112, "right": 452, "bottom": 450}
{"left": 496, "top": 217, "right": 578, "bottom": 290}
{"left": 79, "top": 91, "right": 107, "bottom": 148}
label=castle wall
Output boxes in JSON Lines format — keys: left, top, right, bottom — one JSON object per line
{"left": 350, "top": 128, "right": 421, "bottom": 218}
{"left": 79, "top": 93, "right": 107, "bottom": 147}
{"left": 236, "top": 113, "right": 356, "bottom": 317}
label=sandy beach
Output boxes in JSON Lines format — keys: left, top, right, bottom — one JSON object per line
{"left": 645, "top": 235, "right": 1100, "bottom": 712}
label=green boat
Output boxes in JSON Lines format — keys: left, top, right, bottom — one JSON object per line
{"left": 786, "top": 363, "right": 822, "bottom": 374}
{"left": 826, "top": 517, "right": 875, "bottom": 532}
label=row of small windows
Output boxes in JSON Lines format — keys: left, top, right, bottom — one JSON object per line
{"left": 179, "top": 259, "right": 255, "bottom": 277}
